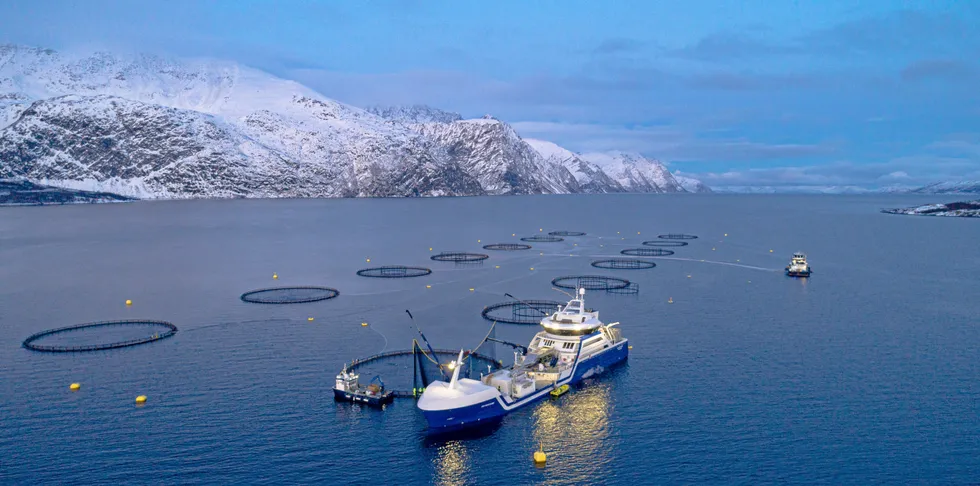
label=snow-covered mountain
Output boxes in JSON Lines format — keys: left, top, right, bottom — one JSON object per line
{"left": 909, "top": 181, "right": 980, "bottom": 195}
{"left": 671, "top": 174, "right": 712, "bottom": 194}
{"left": 523, "top": 139, "right": 625, "bottom": 193}
{"left": 0, "top": 44, "right": 708, "bottom": 199}
{"left": 579, "top": 151, "right": 686, "bottom": 193}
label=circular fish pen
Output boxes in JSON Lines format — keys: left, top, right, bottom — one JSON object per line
{"left": 22, "top": 320, "right": 178, "bottom": 353}
{"left": 521, "top": 235, "right": 564, "bottom": 243}
{"left": 621, "top": 248, "right": 675, "bottom": 257}
{"left": 240, "top": 286, "right": 340, "bottom": 304}
{"left": 430, "top": 251, "right": 489, "bottom": 263}
{"left": 346, "top": 348, "right": 503, "bottom": 398}
{"left": 481, "top": 300, "right": 563, "bottom": 325}
{"left": 551, "top": 275, "right": 632, "bottom": 291}
{"left": 483, "top": 243, "right": 532, "bottom": 251}
{"left": 658, "top": 234, "right": 698, "bottom": 240}
{"left": 642, "top": 240, "right": 688, "bottom": 247}
{"left": 591, "top": 258, "right": 657, "bottom": 270}
{"left": 548, "top": 231, "right": 586, "bottom": 237}
{"left": 356, "top": 266, "right": 432, "bottom": 278}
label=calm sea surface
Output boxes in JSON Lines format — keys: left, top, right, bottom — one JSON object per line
{"left": 1, "top": 194, "right": 978, "bottom": 485}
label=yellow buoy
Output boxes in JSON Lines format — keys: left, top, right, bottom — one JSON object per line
{"left": 512, "top": 233, "right": 516, "bottom": 236}
{"left": 469, "top": 288, "right": 475, "bottom": 292}
{"left": 366, "top": 258, "right": 371, "bottom": 262}
{"left": 308, "top": 317, "right": 314, "bottom": 321}
{"left": 628, "top": 345, "right": 633, "bottom": 350}
{"left": 426, "top": 285, "right": 431, "bottom": 289}
{"left": 477, "top": 239, "right": 481, "bottom": 243}
{"left": 125, "top": 299, "right": 132, "bottom": 306}
{"left": 769, "top": 249, "right": 774, "bottom": 253}
{"left": 724, "top": 233, "right": 728, "bottom": 237}
{"left": 533, "top": 445, "right": 547, "bottom": 464}
{"left": 539, "top": 228, "right": 543, "bottom": 232}
{"left": 637, "top": 231, "right": 641, "bottom": 235}
{"left": 361, "top": 322, "right": 368, "bottom": 327}
{"left": 429, "top": 248, "right": 433, "bottom": 251}
{"left": 69, "top": 383, "right": 81, "bottom": 391}
{"left": 530, "top": 267, "right": 534, "bottom": 271}
{"left": 495, "top": 265, "right": 500, "bottom": 269}
{"left": 135, "top": 395, "right": 147, "bottom": 404}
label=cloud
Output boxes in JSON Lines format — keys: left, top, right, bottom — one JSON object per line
{"left": 685, "top": 150, "right": 980, "bottom": 189}
{"left": 900, "top": 59, "right": 977, "bottom": 83}
{"left": 593, "top": 38, "right": 645, "bottom": 55}
{"left": 671, "top": 10, "right": 980, "bottom": 64}
{"left": 510, "top": 121, "right": 833, "bottom": 162}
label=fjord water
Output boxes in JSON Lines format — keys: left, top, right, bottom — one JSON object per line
{"left": 1, "top": 194, "right": 978, "bottom": 485}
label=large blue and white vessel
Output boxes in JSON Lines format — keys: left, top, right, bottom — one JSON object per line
{"left": 417, "top": 288, "right": 628, "bottom": 432}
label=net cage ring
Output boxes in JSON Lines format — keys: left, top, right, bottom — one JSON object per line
{"left": 240, "top": 286, "right": 340, "bottom": 304}
{"left": 658, "top": 234, "right": 698, "bottom": 240}
{"left": 430, "top": 251, "right": 490, "bottom": 263}
{"left": 621, "top": 248, "right": 675, "bottom": 257}
{"left": 481, "top": 300, "right": 564, "bottom": 325}
{"left": 642, "top": 240, "right": 688, "bottom": 247}
{"left": 591, "top": 258, "right": 657, "bottom": 270}
{"left": 345, "top": 348, "right": 504, "bottom": 398}
{"left": 607, "top": 282, "right": 640, "bottom": 294}
{"left": 483, "top": 243, "right": 532, "bottom": 251}
{"left": 520, "top": 235, "right": 564, "bottom": 243}
{"left": 548, "top": 231, "right": 586, "bottom": 237}
{"left": 22, "top": 320, "right": 178, "bottom": 353}
{"left": 551, "top": 275, "right": 632, "bottom": 291}
{"left": 356, "top": 266, "right": 433, "bottom": 278}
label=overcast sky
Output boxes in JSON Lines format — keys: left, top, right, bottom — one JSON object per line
{"left": 2, "top": 0, "right": 978, "bottom": 188}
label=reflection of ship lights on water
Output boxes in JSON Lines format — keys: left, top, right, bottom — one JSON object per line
{"left": 532, "top": 385, "right": 612, "bottom": 479}
{"left": 433, "top": 440, "right": 470, "bottom": 486}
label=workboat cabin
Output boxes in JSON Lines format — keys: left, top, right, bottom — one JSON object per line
{"left": 786, "top": 252, "right": 812, "bottom": 277}
{"left": 416, "top": 288, "right": 629, "bottom": 431}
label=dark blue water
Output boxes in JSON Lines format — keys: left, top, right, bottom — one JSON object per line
{"left": 2, "top": 195, "right": 978, "bottom": 485}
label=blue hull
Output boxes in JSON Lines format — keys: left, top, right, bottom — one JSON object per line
{"left": 422, "top": 340, "right": 628, "bottom": 432}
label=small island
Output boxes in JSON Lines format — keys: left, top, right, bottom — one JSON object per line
{"left": 0, "top": 180, "right": 134, "bottom": 207}
{"left": 882, "top": 200, "right": 980, "bottom": 218}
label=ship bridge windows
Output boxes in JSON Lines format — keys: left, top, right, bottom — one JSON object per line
{"left": 561, "top": 342, "right": 576, "bottom": 350}
{"left": 541, "top": 339, "right": 555, "bottom": 348}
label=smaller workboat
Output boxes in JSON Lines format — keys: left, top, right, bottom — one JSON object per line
{"left": 785, "top": 252, "right": 812, "bottom": 277}
{"left": 334, "top": 365, "right": 394, "bottom": 406}
{"left": 550, "top": 384, "right": 569, "bottom": 398}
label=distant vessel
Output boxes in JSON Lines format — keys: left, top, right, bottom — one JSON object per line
{"left": 785, "top": 252, "right": 812, "bottom": 277}
{"left": 417, "top": 288, "right": 628, "bottom": 432}
{"left": 334, "top": 366, "right": 394, "bottom": 406}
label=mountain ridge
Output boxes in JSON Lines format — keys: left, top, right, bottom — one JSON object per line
{"left": 0, "top": 44, "right": 707, "bottom": 199}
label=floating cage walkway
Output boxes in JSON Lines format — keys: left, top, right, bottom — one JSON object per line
{"left": 483, "top": 243, "right": 532, "bottom": 251}
{"left": 356, "top": 266, "right": 432, "bottom": 278}
{"left": 240, "top": 286, "right": 340, "bottom": 304}
{"left": 548, "top": 231, "right": 586, "bottom": 237}
{"left": 642, "top": 240, "right": 688, "bottom": 247}
{"left": 621, "top": 248, "right": 675, "bottom": 257}
{"left": 551, "top": 275, "right": 635, "bottom": 292}
{"left": 658, "top": 234, "right": 698, "bottom": 240}
{"left": 481, "top": 299, "right": 563, "bottom": 325}
{"left": 22, "top": 320, "right": 178, "bottom": 353}
{"left": 430, "top": 251, "right": 489, "bottom": 263}
{"left": 521, "top": 235, "right": 564, "bottom": 243}
{"left": 591, "top": 258, "right": 657, "bottom": 270}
